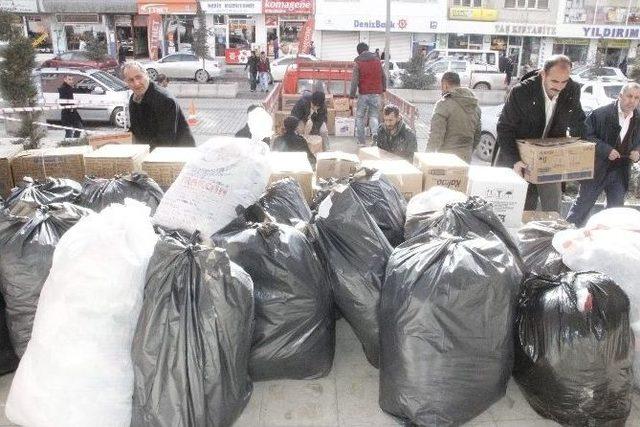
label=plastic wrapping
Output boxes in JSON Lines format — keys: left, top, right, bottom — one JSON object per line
{"left": 0, "top": 203, "right": 93, "bottom": 356}
{"left": 514, "top": 272, "right": 633, "bottom": 426}
{"left": 350, "top": 169, "right": 407, "bottom": 247}
{"left": 313, "top": 185, "right": 392, "bottom": 367}
{"left": 77, "top": 173, "right": 164, "bottom": 213}
{"left": 4, "top": 177, "right": 81, "bottom": 217}
{"left": 258, "top": 178, "right": 312, "bottom": 226}
{"left": 380, "top": 232, "right": 522, "bottom": 426}
{"left": 516, "top": 220, "right": 574, "bottom": 276}
{"left": 5, "top": 200, "right": 157, "bottom": 427}
{"left": 404, "top": 186, "right": 467, "bottom": 240}
{"left": 131, "top": 232, "right": 254, "bottom": 427}
{"left": 214, "top": 220, "right": 334, "bottom": 381}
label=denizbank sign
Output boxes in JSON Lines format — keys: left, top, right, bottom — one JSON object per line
{"left": 316, "top": 15, "right": 437, "bottom": 32}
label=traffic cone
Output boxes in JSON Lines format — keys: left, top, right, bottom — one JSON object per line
{"left": 187, "top": 100, "right": 198, "bottom": 126}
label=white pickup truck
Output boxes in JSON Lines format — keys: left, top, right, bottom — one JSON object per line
{"left": 426, "top": 58, "right": 507, "bottom": 91}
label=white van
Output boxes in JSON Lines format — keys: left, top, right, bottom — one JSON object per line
{"left": 36, "top": 68, "right": 130, "bottom": 128}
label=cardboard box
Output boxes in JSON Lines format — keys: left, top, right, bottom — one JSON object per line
{"left": 316, "top": 151, "right": 360, "bottom": 179}
{"left": 413, "top": 152, "right": 469, "bottom": 192}
{"left": 84, "top": 144, "right": 150, "bottom": 178}
{"left": 281, "top": 94, "right": 302, "bottom": 110}
{"left": 141, "top": 147, "right": 198, "bottom": 189}
{"left": 361, "top": 160, "right": 423, "bottom": 200}
{"left": 521, "top": 210, "right": 562, "bottom": 223}
{"left": 358, "top": 147, "right": 402, "bottom": 161}
{"left": 11, "top": 146, "right": 91, "bottom": 183}
{"left": 333, "top": 97, "right": 351, "bottom": 112}
{"left": 306, "top": 135, "right": 323, "bottom": 156}
{"left": 269, "top": 152, "right": 314, "bottom": 201}
{"left": 517, "top": 137, "right": 595, "bottom": 184}
{"left": 274, "top": 110, "right": 292, "bottom": 133}
{"left": 467, "top": 166, "right": 528, "bottom": 228}
{"left": 87, "top": 132, "right": 132, "bottom": 149}
{"left": 335, "top": 117, "right": 356, "bottom": 137}
{"left": 327, "top": 108, "right": 336, "bottom": 135}
{"left": 335, "top": 109, "right": 352, "bottom": 118}
{"left": 0, "top": 145, "right": 23, "bottom": 198}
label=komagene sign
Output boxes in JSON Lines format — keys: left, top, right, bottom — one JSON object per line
{"left": 262, "top": 0, "right": 314, "bottom": 14}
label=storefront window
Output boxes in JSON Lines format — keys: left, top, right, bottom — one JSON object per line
{"left": 165, "top": 16, "right": 195, "bottom": 53}
{"left": 448, "top": 34, "right": 483, "bottom": 50}
{"left": 565, "top": 0, "right": 640, "bottom": 25}
{"left": 228, "top": 16, "right": 255, "bottom": 49}
{"left": 26, "top": 16, "right": 52, "bottom": 53}
{"left": 553, "top": 39, "right": 589, "bottom": 66}
{"left": 280, "top": 20, "right": 305, "bottom": 56}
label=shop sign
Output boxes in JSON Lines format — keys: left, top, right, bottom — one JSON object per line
{"left": 262, "top": 0, "right": 313, "bottom": 15}
{"left": 225, "top": 48, "right": 251, "bottom": 64}
{"left": 0, "top": 0, "right": 38, "bottom": 13}
{"left": 598, "top": 39, "right": 631, "bottom": 49}
{"left": 114, "top": 15, "right": 133, "bottom": 27}
{"left": 582, "top": 26, "right": 639, "bottom": 39}
{"left": 55, "top": 14, "right": 101, "bottom": 24}
{"left": 449, "top": 7, "right": 498, "bottom": 22}
{"left": 148, "top": 13, "right": 162, "bottom": 61}
{"left": 297, "top": 18, "right": 314, "bottom": 54}
{"left": 200, "top": 1, "right": 262, "bottom": 14}
{"left": 494, "top": 23, "right": 556, "bottom": 36}
{"left": 317, "top": 14, "right": 437, "bottom": 33}
{"left": 554, "top": 38, "right": 589, "bottom": 46}
{"left": 137, "top": 0, "right": 198, "bottom": 15}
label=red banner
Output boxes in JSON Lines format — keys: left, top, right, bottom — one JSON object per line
{"left": 225, "top": 48, "right": 252, "bottom": 64}
{"left": 262, "top": 0, "right": 313, "bottom": 14}
{"left": 297, "top": 18, "right": 314, "bottom": 55}
{"left": 148, "top": 13, "right": 162, "bottom": 61}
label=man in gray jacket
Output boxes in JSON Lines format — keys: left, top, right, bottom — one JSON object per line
{"left": 427, "top": 72, "right": 481, "bottom": 162}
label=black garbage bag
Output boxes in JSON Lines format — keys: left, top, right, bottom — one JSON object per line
{"left": 0, "top": 295, "right": 18, "bottom": 375}
{"left": 258, "top": 178, "right": 312, "bottom": 226}
{"left": 380, "top": 232, "right": 523, "bottom": 426}
{"left": 514, "top": 272, "right": 633, "bottom": 426}
{"left": 313, "top": 184, "right": 392, "bottom": 367}
{"left": 131, "top": 232, "right": 254, "bottom": 427}
{"left": 4, "top": 177, "right": 81, "bottom": 216}
{"left": 77, "top": 173, "right": 164, "bottom": 214}
{"left": 214, "top": 220, "right": 335, "bottom": 381}
{"left": 0, "top": 203, "right": 93, "bottom": 356}
{"left": 309, "top": 176, "right": 350, "bottom": 212}
{"left": 350, "top": 169, "right": 406, "bottom": 247}
{"left": 516, "top": 220, "right": 574, "bottom": 276}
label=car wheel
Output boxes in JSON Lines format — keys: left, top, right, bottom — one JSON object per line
{"left": 195, "top": 69, "right": 209, "bottom": 83}
{"left": 147, "top": 68, "right": 158, "bottom": 80}
{"left": 474, "top": 82, "right": 491, "bottom": 90}
{"left": 111, "top": 107, "right": 127, "bottom": 128}
{"left": 475, "top": 132, "right": 496, "bottom": 162}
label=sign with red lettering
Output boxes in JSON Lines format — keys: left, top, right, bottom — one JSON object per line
{"left": 297, "top": 18, "right": 315, "bottom": 54}
{"left": 147, "top": 13, "right": 162, "bottom": 61}
{"left": 262, "top": 0, "right": 313, "bottom": 15}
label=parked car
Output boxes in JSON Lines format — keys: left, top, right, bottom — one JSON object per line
{"left": 475, "top": 104, "right": 503, "bottom": 162}
{"left": 571, "top": 66, "right": 627, "bottom": 84}
{"left": 37, "top": 67, "right": 130, "bottom": 127}
{"left": 270, "top": 54, "right": 318, "bottom": 81}
{"left": 580, "top": 80, "right": 625, "bottom": 113}
{"left": 41, "top": 50, "right": 119, "bottom": 73}
{"left": 145, "top": 52, "right": 221, "bottom": 83}
{"left": 426, "top": 49, "right": 499, "bottom": 72}
{"left": 426, "top": 58, "right": 506, "bottom": 90}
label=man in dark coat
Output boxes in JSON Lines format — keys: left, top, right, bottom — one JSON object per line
{"left": 566, "top": 82, "right": 640, "bottom": 225}
{"left": 58, "top": 75, "right": 84, "bottom": 138}
{"left": 272, "top": 115, "right": 315, "bottom": 165}
{"left": 123, "top": 62, "right": 195, "bottom": 149}
{"left": 493, "top": 54, "right": 586, "bottom": 212}
{"left": 244, "top": 50, "right": 259, "bottom": 92}
{"left": 374, "top": 104, "right": 417, "bottom": 161}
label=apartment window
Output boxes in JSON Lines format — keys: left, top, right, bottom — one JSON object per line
{"left": 453, "top": 0, "right": 482, "bottom": 6}
{"left": 505, "top": 0, "right": 548, "bottom": 9}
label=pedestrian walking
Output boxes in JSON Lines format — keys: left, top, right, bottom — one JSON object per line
{"left": 374, "top": 48, "right": 381, "bottom": 59}
{"left": 245, "top": 50, "right": 259, "bottom": 92}
{"left": 619, "top": 57, "right": 628, "bottom": 77}
{"left": 118, "top": 42, "right": 127, "bottom": 65}
{"left": 566, "top": 82, "right": 640, "bottom": 225}
{"left": 257, "top": 51, "right": 271, "bottom": 92}
{"left": 273, "top": 37, "right": 280, "bottom": 60}
{"left": 58, "top": 75, "right": 83, "bottom": 138}
{"left": 494, "top": 54, "right": 586, "bottom": 213}
{"left": 123, "top": 62, "right": 195, "bottom": 150}
{"left": 427, "top": 71, "right": 481, "bottom": 163}
{"left": 504, "top": 55, "right": 514, "bottom": 86}
{"left": 350, "top": 42, "right": 386, "bottom": 146}
{"left": 309, "top": 41, "right": 316, "bottom": 57}
{"left": 374, "top": 104, "right": 417, "bottom": 161}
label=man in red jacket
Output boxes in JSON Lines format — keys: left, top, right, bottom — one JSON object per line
{"left": 350, "top": 42, "right": 386, "bottom": 146}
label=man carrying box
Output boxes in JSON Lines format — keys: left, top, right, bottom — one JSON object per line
{"left": 566, "top": 82, "right": 640, "bottom": 225}
{"left": 373, "top": 104, "right": 417, "bottom": 161}
{"left": 493, "top": 55, "right": 586, "bottom": 212}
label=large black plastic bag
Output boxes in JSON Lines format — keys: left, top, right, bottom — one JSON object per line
{"left": 0, "top": 295, "right": 18, "bottom": 375}
{"left": 4, "top": 177, "right": 81, "bottom": 216}
{"left": 516, "top": 220, "right": 574, "bottom": 276}
{"left": 380, "top": 232, "right": 523, "bottom": 426}
{"left": 313, "top": 184, "right": 392, "bottom": 367}
{"left": 0, "top": 203, "right": 92, "bottom": 356}
{"left": 258, "top": 178, "right": 311, "bottom": 225}
{"left": 214, "top": 220, "right": 335, "bottom": 381}
{"left": 77, "top": 173, "right": 164, "bottom": 213}
{"left": 514, "top": 272, "right": 633, "bottom": 425}
{"left": 350, "top": 169, "right": 407, "bottom": 247}
{"left": 131, "top": 232, "right": 254, "bottom": 427}
{"left": 404, "top": 187, "right": 467, "bottom": 241}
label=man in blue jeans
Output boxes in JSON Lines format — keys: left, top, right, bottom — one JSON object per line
{"left": 566, "top": 82, "right": 640, "bottom": 225}
{"left": 350, "top": 42, "right": 386, "bottom": 146}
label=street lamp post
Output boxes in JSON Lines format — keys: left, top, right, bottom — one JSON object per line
{"left": 384, "top": 0, "right": 390, "bottom": 88}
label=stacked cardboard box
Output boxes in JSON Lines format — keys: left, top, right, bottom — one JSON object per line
{"left": 358, "top": 147, "right": 402, "bottom": 161}
{"left": 11, "top": 146, "right": 92, "bottom": 183}
{"left": 316, "top": 152, "right": 360, "bottom": 179}
{"left": 274, "top": 110, "right": 292, "bottom": 133}
{"left": 517, "top": 137, "right": 595, "bottom": 184}
{"left": 269, "top": 152, "right": 314, "bottom": 201}
{"left": 326, "top": 108, "right": 336, "bottom": 135}
{"left": 306, "top": 135, "right": 324, "bottom": 156}
{"left": 361, "top": 159, "right": 423, "bottom": 200}
{"left": 141, "top": 147, "right": 198, "bottom": 189}
{"left": 413, "top": 153, "right": 469, "bottom": 193}
{"left": 0, "top": 145, "right": 24, "bottom": 198}
{"left": 333, "top": 97, "right": 350, "bottom": 112}
{"left": 282, "top": 94, "right": 302, "bottom": 110}
{"left": 335, "top": 117, "right": 356, "bottom": 137}
{"left": 84, "top": 144, "right": 150, "bottom": 178}
{"left": 87, "top": 132, "right": 132, "bottom": 149}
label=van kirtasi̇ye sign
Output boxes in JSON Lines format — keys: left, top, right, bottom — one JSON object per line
{"left": 262, "top": 0, "right": 314, "bottom": 14}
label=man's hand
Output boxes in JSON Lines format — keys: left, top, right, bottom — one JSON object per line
{"left": 513, "top": 161, "right": 527, "bottom": 178}
{"left": 630, "top": 150, "right": 640, "bottom": 163}
{"left": 609, "top": 149, "right": 621, "bottom": 161}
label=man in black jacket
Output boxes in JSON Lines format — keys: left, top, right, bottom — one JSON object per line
{"left": 244, "top": 50, "right": 259, "bottom": 92}
{"left": 494, "top": 54, "right": 586, "bottom": 212}
{"left": 291, "top": 91, "right": 328, "bottom": 148}
{"left": 58, "top": 75, "right": 83, "bottom": 138}
{"left": 123, "top": 62, "right": 195, "bottom": 149}
{"left": 272, "top": 115, "right": 315, "bottom": 165}
{"left": 374, "top": 104, "right": 417, "bottom": 161}
{"left": 566, "top": 82, "right": 640, "bottom": 225}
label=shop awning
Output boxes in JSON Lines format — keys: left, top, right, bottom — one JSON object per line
{"left": 40, "top": 0, "right": 137, "bottom": 13}
{"left": 137, "top": 0, "right": 198, "bottom": 15}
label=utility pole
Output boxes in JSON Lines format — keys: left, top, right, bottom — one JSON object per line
{"left": 384, "top": 0, "right": 390, "bottom": 88}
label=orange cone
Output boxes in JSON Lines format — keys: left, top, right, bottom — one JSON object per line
{"left": 187, "top": 100, "right": 198, "bottom": 126}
